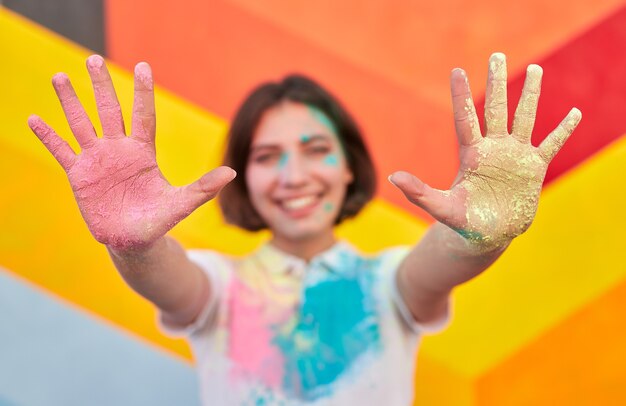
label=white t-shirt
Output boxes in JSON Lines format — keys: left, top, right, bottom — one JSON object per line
{"left": 161, "top": 242, "right": 448, "bottom": 405}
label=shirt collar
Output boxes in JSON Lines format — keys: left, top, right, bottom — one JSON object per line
{"left": 253, "top": 241, "right": 356, "bottom": 276}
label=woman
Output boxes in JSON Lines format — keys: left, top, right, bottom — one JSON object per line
{"left": 28, "top": 53, "right": 580, "bottom": 405}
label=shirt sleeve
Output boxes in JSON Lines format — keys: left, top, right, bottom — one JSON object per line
{"left": 157, "top": 249, "right": 228, "bottom": 337}
{"left": 380, "top": 246, "right": 451, "bottom": 335}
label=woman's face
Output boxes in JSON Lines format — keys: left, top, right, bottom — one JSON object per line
{"left": 245, "top": 101, "right": 353, "bottom": 245}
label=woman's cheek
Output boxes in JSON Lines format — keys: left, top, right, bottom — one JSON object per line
{"left": 322, "top": 154, "right": 340, "bottom": 167}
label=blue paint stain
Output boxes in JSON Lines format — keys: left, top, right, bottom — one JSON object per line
{"left": 323, "top": 154, "right": 338, "bottom": 166}
{"left": 248, "top": 386, "right": 283, "bottom": 406}
{"left": 307, "top": 107, "right": 337, "bottom": 135}
{"left": 307, "top": 106, "right": 348, "bottom": 158}
{"left": 454, "top": 228, "right": 485, "bottom": 243}
{"left": 272, "top": 255, "right": 381, "bottom": 401}
{"left": 278, "top": 152, "right": 289, "bottom": 169}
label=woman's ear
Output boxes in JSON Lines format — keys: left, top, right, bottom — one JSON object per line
{"left": 344, "top": 167, "right": 355, "bottom": 184}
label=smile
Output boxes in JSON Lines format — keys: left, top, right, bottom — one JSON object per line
{"left": 279, "top": 194, "right": 321, "bottom": 212}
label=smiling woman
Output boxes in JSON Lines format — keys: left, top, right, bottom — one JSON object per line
{"left": 219, "top": 74, "right": 376, "bottom": 237}
{"left": 244, "top": 102, "right": 355, "bottom": 258}
{"left": 28, "top": 53, "right": 581, "bottom": 405}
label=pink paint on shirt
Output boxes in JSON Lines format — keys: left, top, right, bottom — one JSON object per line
{"left": 227, "top": 275, "right": 291, "bottom": 389}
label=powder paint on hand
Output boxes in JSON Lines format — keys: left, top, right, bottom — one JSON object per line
{"left": 454, "top": 228, "right": 484, "bottom": 243}
{"left": 511, "top": 64, "right": 542, "bottom": 140}
{"left": 461, "top": 138, "right": 545, "bottom": 251}
{"left": 538, "top": 108, "right": 582, "bottom": 162}
{"left": 484, "top": 52, "right": 508, "bottom": 136}
{"left": 86, "top": 55, "right": 126, "bottom": 138}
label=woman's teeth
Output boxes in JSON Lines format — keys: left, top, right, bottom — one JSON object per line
{"left": 282, "top": 195, "right": 317, "bottom": 210}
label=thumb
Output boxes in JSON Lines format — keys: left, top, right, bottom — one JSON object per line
{"left": 388, "top": 171, "right": 455, "bottom": 224}
{"left": 175, "top": 166, "right": 237, "bottom": 216}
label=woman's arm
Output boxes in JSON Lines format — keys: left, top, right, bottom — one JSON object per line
{"left": 108, "top": 236, "right": 212, "bottom": 327}
{"left": 391, "top": 53, "right": 581, "bottom": 325}
{"left": 29, "top": 55, "right": 235, "bottom": 326}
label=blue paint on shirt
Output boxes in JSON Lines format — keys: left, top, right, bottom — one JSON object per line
{"left": 273, "top": 256, "right": 381, "bottom": 401}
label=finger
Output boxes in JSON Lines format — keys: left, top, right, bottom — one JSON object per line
{"left": 86, "top": 55, "right": 126, "bottom": 138}
{"left": 51, "top": 73, "right": 97, "bottom": 149}
{"left": 450, "top": 68, "right": 482, "bottom": 146}
{"left": 512, "top": 64, "right": 543, "bottom": 143}
{"left": 174, "top": 166, "right": 237, "bottom": 219}
{"left": 131, "top": 62, "right": 156, "bottom": 144}
{"left": 28, "top": 115, "right": 76, "bottom": 171}
{"left": 484, "top": 52, "right": 508, "bottom": 137}
{"left": 388, "top": 171, "right": 462, "bottom": 228}
{"left": 538, "top": 108, "right": 582, "bottom": 163}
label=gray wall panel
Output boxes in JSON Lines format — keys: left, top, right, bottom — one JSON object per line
{"left": 3, "top": 0, "right": 105, "bottom": 54}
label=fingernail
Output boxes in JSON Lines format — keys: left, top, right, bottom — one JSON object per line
{"left": 490, "top": 52, "right": 506, "bottom": 62}
{"left": 27, "top": 114, "right": 39, "bottom": 128}
{"left": 135, "top": 63, "right": 153, "bottom": 90}
{"left": 86, "top": 55, "right": 104, "bottom": 71}
{"left": 51, "top": 72, "right": 69, "bottom": 87}
{"left": 526, "top": 64, "right": 543, "bottom": 76}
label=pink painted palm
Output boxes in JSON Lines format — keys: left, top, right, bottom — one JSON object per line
{"left": 29, "top": 55, "right": 235, "bottom": 250}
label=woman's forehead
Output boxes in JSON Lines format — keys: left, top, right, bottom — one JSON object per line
{"left": 252, "top": 102, "right": 338, "bottom": 145}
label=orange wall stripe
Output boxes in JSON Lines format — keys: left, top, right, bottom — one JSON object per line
{"left": 477, "top": 278, "right": 626, "bottom": 404}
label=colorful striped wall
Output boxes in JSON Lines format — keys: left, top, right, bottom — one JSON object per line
{"left": 1, "top": 1, "right": 625, "bottom": 404}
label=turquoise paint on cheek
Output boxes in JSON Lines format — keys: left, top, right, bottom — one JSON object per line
{"left": 278, "top": 152, "right": 289, "bottom": 169}
{"left": 300, "top": 134, "right": 311, "bottom": 143}
{"left": 323, "top": 154, "right": 338, "bottom": 166}
{"left": 324, "top": 202, "right": 333, "bottom": 212}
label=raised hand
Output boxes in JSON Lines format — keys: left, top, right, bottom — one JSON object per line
{"left": 390, "top": 53, "right": 581, "bottom": 250}
{"left": 29, "top": 55, "right": 235, "bottom": 251}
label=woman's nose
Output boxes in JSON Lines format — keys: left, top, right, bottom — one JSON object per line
{"left": 277, "top": 152, "right": 308, "bottom": 187}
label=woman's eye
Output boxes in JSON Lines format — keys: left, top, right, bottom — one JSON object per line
{"left": 308, "top": 145, "right": 331, "bottom": 155}
{"left": 253, "top": 153, "right": 278, "bottom": 164}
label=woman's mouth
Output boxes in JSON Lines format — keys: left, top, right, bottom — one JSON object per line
{"left": 278, "top": 194, "right": 322, "bottom": 215}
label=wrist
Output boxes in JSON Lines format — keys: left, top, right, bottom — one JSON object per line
{"left": 436, "top": 223, "right": 511, "bottom": 259}
{"left": 107, "top": 236, "right": 168, "bottom": 261}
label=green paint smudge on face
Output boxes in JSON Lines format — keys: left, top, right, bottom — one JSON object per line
{"left": 300, "top": 134, "right": 311, "bottom": 143}
{"left": 307, "top": 105, "right": 348, "bottom": 164}
{"left": 308, "top": 106, "right": 337, "bottom": 135}
{"left": 324, "top": 202, "right": 333, "bottom": 212}
{"left": 323, "top": 154, "right": 338, "bottom": 166}
{"left": 278, "top": 152, "right": 289, "bottom": 169}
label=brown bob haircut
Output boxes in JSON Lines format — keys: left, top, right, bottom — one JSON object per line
{"left": 218, "top": 74, "right": 376, "bottom": 231}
